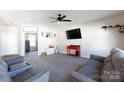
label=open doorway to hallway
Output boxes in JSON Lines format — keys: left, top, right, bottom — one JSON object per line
{"left": 25, "top": 33, "right": 38, "bottom": 53}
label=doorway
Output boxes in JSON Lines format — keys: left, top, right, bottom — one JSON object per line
{"left": 25, "top": 33, "right": 38, "bottom": 53}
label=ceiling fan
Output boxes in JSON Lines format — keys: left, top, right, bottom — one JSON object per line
{"left": 49, "top": 14, "right": 72, "bottom": 24}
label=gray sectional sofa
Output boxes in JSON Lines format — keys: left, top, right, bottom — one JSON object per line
{"left": 0, "top": 62, "right": 50, "bottom": 82}
{"left": 0, "top": 54, "right": 32, "bottom": 78}
{"left": 0, "top": 55, "right": 50, "bottom": 82}
{"left": 71, "top": 48, "right": 124, "bottom": 82}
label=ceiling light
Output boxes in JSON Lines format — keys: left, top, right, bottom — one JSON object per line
{"left": 57, "top": 21, "right": 60, "bottom": 24}
{"left": 57, "top": 21, "right": 63, "bottom": 24}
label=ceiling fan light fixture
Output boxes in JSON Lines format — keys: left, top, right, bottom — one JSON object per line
{"left": 50, "top": 14, "right": 71, "bottom": 24}
{"left": 57, "top": 21, "right": 60, "bottom": 24}
{"left": 60, "top": 21, "right": 63, "bottom": 24}
{"left": 57, "top": 21, "right": 63, "bottom": 24}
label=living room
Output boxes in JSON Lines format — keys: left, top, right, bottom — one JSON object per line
{"left": 0, "top": 10, "right": 124, "bottom": 82}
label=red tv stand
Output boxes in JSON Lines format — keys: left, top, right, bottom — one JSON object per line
{"left": 66, "top": 45, "right": 80, "bottom": 56}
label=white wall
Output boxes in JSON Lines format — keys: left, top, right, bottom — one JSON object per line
{"left": 38, "top": 25, "right": 57, "bottom": 55}
{"left": 20, "top": 26, "right": 38, "bottom": 56}
{"left": 57, "top": 24, "right": 83, "bottom": 54}
{"left": 0, "top": 24, "right": 57, "bottom": 56}
{"left": 0, "top": 25, "right": 19, "bottom": 56}
{"left": 1, "top": 12, "right": 124, "bottom": 57}
{"left": 57, "top": 13, "right": 124, "bottom": 58}
{"left": 20, "top": 25, "right": 57, "bottom": 56}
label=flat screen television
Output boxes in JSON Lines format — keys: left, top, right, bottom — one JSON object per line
{"left": 66, "top": 28, "right": 82, "bottom": 39}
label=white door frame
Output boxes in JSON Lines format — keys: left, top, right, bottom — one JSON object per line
{"left": 20, "top": 25, "right": 39, "bottom": 56}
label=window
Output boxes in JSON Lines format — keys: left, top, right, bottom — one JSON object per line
{"left": 27, "top": 34, "right": 37, "bottom": 47}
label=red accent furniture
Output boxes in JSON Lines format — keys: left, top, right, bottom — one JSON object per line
{"left": 66, "top": 45, "right": 80, "bottom": 56}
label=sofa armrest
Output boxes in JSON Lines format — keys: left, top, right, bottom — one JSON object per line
{"left": 71, "top": 71, "right": 97, "bottom": 82}
{"left": 25, "top": 71, "right": 50, "bottom": 82}
{"left": 9, "top": 65, "right": 31, "bottom": 78}
{"left": 90, "top": 54, "right": 105, "bottom": 62}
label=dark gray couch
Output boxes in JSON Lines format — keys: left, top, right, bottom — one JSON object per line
{"left": 0, "top": 56, "right": 50, "bottom": 82}
{"left": 0, "top": 54, "right": 32, "bottom": 78}
{"left": 71, "top": 48, "right": 124, "bottom": 82}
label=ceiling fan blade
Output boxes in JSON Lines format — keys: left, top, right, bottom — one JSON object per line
{"left": 63, "top": 19, "right": 72, "bottom": 22}
{"left": 61, "top": 15, "right": 66, "bottom": 19}
{"left": 49, "top": 17, "right": 57, "bottom": 19}
{"left": 51, "top": 21, "right": 58, "bottom": 23}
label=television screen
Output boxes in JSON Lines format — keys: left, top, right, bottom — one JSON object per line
{"left": 66, "top": 28, "right": 82, "bottom": 39}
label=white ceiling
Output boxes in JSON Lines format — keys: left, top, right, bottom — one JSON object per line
{"left": 0, "top": 10, "right": 123, "bottom": 26}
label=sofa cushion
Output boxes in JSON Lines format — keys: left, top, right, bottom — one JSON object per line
{"left": 71, "top": 71, "right": 97, "bottom": 82}
{"left": 1, "top": 54, "right": 24, "bottom": 65}
{"left": 111, "top": 48, "right": 122, "bottom": 55}
{"left": 101, "top": 48, "right": 124, "bottom": 82}
{"left": 103, "top": 55, "right": 111, "bottom": 65}
{"left": 0, "top": 64, "right": 11, "bottom": 82}
{"left": 25, "top": 71, "right": 50, "bottom": 82}
{"left": 101, "top": 55, "right": 116, "bottom": 81}
{"left": 1, "top": 54, "right": 21, "bottom": 61}
{"left": 111, "top": 48, "right": 124, "bottom": 81}
{"left": 112, "top": 49, "right": 124, "bottom": 71}
{"left": 78, "top": 59, "right": 103, "bottom": 81}
{"left": 90, "top": 54, "right": 105, "bottom": 62}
